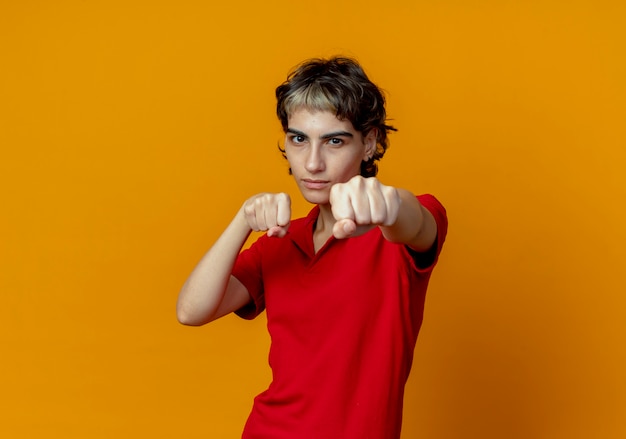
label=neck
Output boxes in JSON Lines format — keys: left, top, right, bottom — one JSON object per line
{"left": 315, "top": 204, "right": 336, "bottom": 233}
{"left": 313, "top": 204, "right": 336, "bottom": 252}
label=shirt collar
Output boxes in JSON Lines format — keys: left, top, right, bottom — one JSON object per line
{"left": 287, "top": 205, "right": 320, "bottom": 258}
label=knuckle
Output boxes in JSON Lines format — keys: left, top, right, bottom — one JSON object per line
{"left": 354, "top": 176, "right": 366, "bottom": 189}
{"left": 354, "top": 208, "right": 370, "bottom": 224}
{"left": 371, "top": 212, "right": 385, "bottom": 224}
{"left": 278, "top": 192, "right": 290, "bottom": 204}
{"left": 329, "top": 185, "right": 343, "bottom": 202}
{"left": 383, "top": 185, "right": 398, "bottom": 198}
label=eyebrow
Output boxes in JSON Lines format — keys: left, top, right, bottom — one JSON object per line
{"left": 286, "top": 128, "right": 354, "bottom": 140}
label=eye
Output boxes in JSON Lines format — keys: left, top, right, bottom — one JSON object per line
{"left": 290, "top": 135, "right": 306, "bottom": 144}
{"left": 328, "top": 138, "right": 343, "bottom": 146}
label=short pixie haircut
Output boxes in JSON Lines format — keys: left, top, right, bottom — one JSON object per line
{"left": 276, "top": 57, "right": 396, "bottom": 178}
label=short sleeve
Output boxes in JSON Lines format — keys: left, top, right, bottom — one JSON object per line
{"left": 408, "top": 194, "right": 448, "bottom": 272}
{"left": 232, "top": 237, "right": 267, "bottom": 320}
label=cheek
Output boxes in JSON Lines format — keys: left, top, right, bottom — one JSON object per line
{"left": 284, "top": 152, "right": 302, "bottom": 176}
{"left": 284, "top": 149, "right": 296, "bottom": 166}
{"left": 335, "top": 155, "right": 363, "bottom": 178}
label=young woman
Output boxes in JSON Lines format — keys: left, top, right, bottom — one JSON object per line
{"left": 177, "top": 57, "right": 448, "bottom": 439}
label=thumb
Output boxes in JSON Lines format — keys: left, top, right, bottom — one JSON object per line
{"left": 333, "top": 219, "right": 357, "bottom": 239}
{"left": 267, "top": 224, "right": 290, "bottom": 238}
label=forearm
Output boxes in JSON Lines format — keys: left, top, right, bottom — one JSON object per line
{"left": 176, "top": 208, "right": 252, "bottom": 326}
{"left": 380, "top": 189, "right": 437, "bottom": 252}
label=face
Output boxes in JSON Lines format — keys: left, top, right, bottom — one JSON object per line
{"left": 284, "top": 108, "right": 376, "bottom": 206}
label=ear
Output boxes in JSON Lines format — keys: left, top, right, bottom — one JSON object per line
{"left": 363, "top": 128, "right": 378, "bottom": 160}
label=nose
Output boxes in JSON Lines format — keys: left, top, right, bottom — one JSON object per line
{"left": 305, "top": 144, "right": 325, "bottom": 173}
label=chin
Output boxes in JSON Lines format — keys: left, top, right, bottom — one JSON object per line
{"left": 299, "top": 189, "right": 330, "bottom": 205}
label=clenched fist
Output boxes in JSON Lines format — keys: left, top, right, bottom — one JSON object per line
{"left": 242, "top": 193, "right": 291, "bottom": 238}
{"left": 330, "top": 176, "right": 400, "bottom": 239}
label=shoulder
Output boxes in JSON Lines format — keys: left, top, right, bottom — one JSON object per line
{"left": 417, "top": 194, "right": 447, "bottom": 237}
{"left": 412, "top": 194, "right": 448, "bottom": 270}
{"left": 417, "top": 194, "right": 446, "bottom": 216}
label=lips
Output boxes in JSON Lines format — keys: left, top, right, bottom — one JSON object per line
{"left": 302, "top": 179, "right": 330, "bottom": 190}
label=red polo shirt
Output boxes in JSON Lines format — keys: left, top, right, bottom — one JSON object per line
{"left": 233, "top": 194, "right": 447, "bottom": 439}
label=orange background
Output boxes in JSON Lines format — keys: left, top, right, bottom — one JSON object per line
{"left": 1, "top": 1, "right": 625, "bottom": 437}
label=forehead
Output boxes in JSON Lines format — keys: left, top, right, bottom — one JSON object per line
{"left": 287, "top": 107, "right": 357, "bottom": 133}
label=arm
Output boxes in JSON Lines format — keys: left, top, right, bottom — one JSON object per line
{"left": 176, "top": 193, "right": 291, "bottom": 326}
{"left": 379, "top": 188, "right": 438, "bottom": 252}
{"left": 176, "top": 211, "right": 252, "bottom": 326}
{"left": 330, "top": 176, "right": 437, "bottom": 252}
